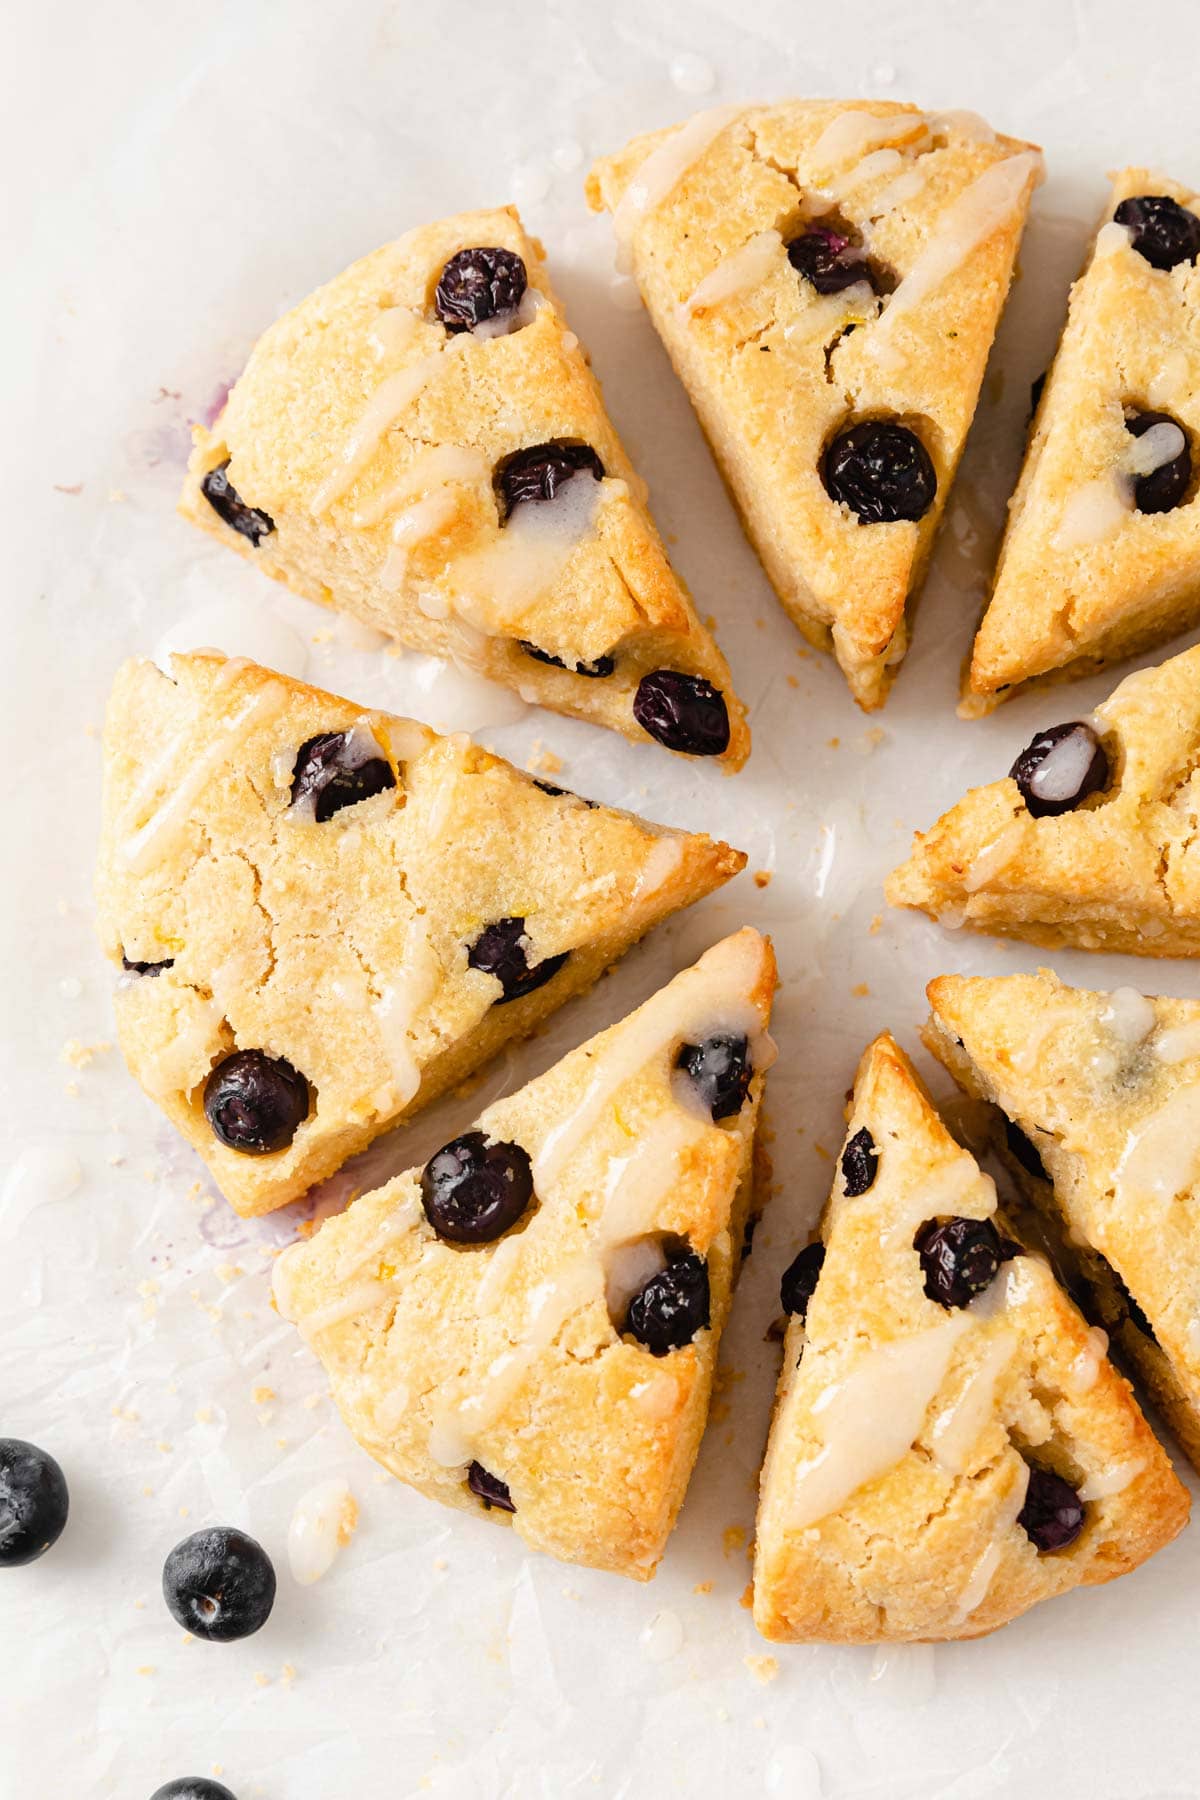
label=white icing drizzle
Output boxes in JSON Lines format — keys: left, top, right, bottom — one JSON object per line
{"left": 880, "top": 1150, "right": 992, "bottom": 1252}
{"left": 1065, "top": 1324, "right": 1109, "bottom": 1397}
{"left": 788, "top": 1316, "right": 972, "bottom": 1529}
{"left": 611, "top": 104, "right": 743, "bottom": 271}
{"left": 870, "top": 165, "right": 928, "bottom": 216}
{"left": 683, "top": 230, "right": 782, "bottom": 315}
{"left": 1054, "top": 421, "right": 1185, "bottom": 550}
{"left": 631, "top": 835, "right": 686, "bottom": 902}
{"left": 448, "top": 469, "right": 602, "bottom": 627}
{"left": 332, "top": 1190, "right": 422, "bottom": 1284}
{"left": 310, "top": 354, "right": 445, "bottom": 513}
{"left": 1026, "top": 728, "right": 1102, "bottom": 807}
{"left": 371, "top": 915, "right": 441, "bottom": 1110}
{"left": 1154, "top": 1020, "right": 1200, "bottom": 1064}
{"left": 140, "top": 997, "right": 225, "bottom": 1098}
{"left": 808, "top": 109, "right": 929, "bottom": 173}
{"left": 949, "top": 1461, "right": 1030, "bottom": 1627}
{"left": 1129, "top": 419, "right": 1186, "bottom": 476}
{"left": 929, "top": 1328, "right": 1016, "bottom": 1474}
{"left": 296, "top": 1277, "right": 402, "bottom": 1342}
{"left": 287, "top": 1478, "right": 357, "bottom": 1585}
{"left": 1078, "top": 1457, "right": 1144, "bottom": 1502}
{"left": 629, "top": 1369, "right": 679, "bottom": 1421}
{"left": 962, "top": 820, "right": 1023, "bottom": 892}
{"left": 380, "top": 489, "right": 461, "bottom": 590}
{"left": 352, "top": 445, "right": 489, "bottom": 528}
{"left": 1148, "top": 349, "right": 1189, "bottom": 411}
{"left": 822, "top": 146, "right": 905, "bottom": 202}
{"left": 369, "top": 306, "right": 423, "bottom": 357}
{"left": 1116, "top": 1084, "right": 1200, "bottom": 1204}
{"left": 372, "top": 1381, "right": 411, "bottom": 1435}
{"left": 1094, "top": 219, "right": 1134, "bottom": 260}
{"left": 932, "top": 109, "right": 998, "bottom": 145}
{"left": 470, "top": 284, "right": 545, "bottom": 340}
{"left": 1102, "top": 987, "right": 1157, "bottom": 1049}
{"left": 782, "top": 281, "right": 877, "bottom": 345}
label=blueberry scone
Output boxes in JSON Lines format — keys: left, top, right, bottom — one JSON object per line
{"left": 587, "top": 102, "right": 1040, "bottom": 709}
{"left": 752, "top": 1034, "right": 1186, "bottom": 1644}
{"left": 272, "top": 929, "right": 776, "bottom": 1578}
{"left": 966, "top": 171, "right": 1200, "bottom": 712}
{"left": 887, "top": 644, "right": 1200, "bottom": 956}
{"left": 179, "top": 207, "right": 748, "bottom": 767}
{"left": 95, "top": 652, "right": 745, "bottom": 1218}
{"left": 927, "top": 969, "right": 1200, "bottom": 1474}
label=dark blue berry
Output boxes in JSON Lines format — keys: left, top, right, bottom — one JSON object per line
{"left": 633, "top": 669, "right": 731, "bottom": 756}
{"left": 290, "top": 731, "right": 396, "bottom": 822}
{"left": 162, "top": 1527, "right": 276, "bottom": 1641}
{"left": 780, "top": 1242, "right": 825, "bottom": 1320}
{"left": 122, "top": 953, "right": 174, "bottom": 977}
{"left": 200, "top": 461, "right": 275, "bottom": 546}
{"left": 624, "top": 1252, "right": 710, "bottom": 1355}
{"left": 1113, "top": 194, "right": 1200, "bottom": 271}
{"left": 1009, "top": 722, "right": 1109, "bottom": 818}
{"left": 435, "top": 247, "right": 527, "bottom": 332}
{"left": 1018, "top": 1466, "right": 1085, "bottom": 1552}
{"left": 420, "top": 1131, "right": 534, "bottom": 1244}
{"left": 467, "top": 916, "right": 568, "bottom": 1004}
{"left": 787, "top": 226, "right": 877, "bottom": 295}
{"left": 823, "top": 421, "right": 937, "bottom": 523}
{"left": 1127, "top": 409, "right": 1192, "bottom": 513}
{"left": 676, "top": 1033, "right": 752, "bottom": 1120}
{"left": 150, "top": 1782, "right": 238, "bottom": 1800}
{"left": 203, "top": 1051, "right": 309, "bottom": 1155}
{"left": 519, "top": 640, "right": 616, "bottom": 678}
{"left": 915, "top": 1215, "right": 1007, "bottom": 1309}
{"left": 0, "top": 1439, "right": 69, "bottom": 1566}
{"left": 467, "top": 1462, "right": 515, "bottom": 1512}
{"left": 495, "top": 441, "right": 604, "bottom": 519}
{"left": 841, "top": 1127, "right": 878, "bottom": 1197}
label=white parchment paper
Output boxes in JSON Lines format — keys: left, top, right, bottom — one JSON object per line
{"left": 7, "top": 1, "right": 1200, "bottom": 1793}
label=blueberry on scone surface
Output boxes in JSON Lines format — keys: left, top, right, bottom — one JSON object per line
{"left": 752, "top": 1033, "right": 1186, "bottom": 1644}
{"left": 178, "top": 207, "right": 748, "bottom": 766}
{"left": 966, "top": 168, "right": 1200, "bottom": 713}
{"left": 587, "top": 101, "right": 1040, "bottom": 710}
{"left": 94, "top": 651, "right": 745, "bottom": 1218}
{"left": 273, "top": 931, "right": 776, "bottom": 1580}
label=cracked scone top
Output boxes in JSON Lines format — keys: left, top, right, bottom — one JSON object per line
{"left": 926, "top": 969, "right": 1200, "bottom": 1476}
{"left": 586, "top": 101, "right": 1040, "bottom": 710}
{"left": 272, "top": 929, "right": 776, "bottom": 1579}
{"left": 887, "top": 644, "right": 1200, "bottom": 956}
{"left": 178, "top": 206, "right": 748, "bottom": 767}
{"left": 967, "top": 170, "right": 1200, "bottom": 710}
{"left": 752, "top": 1033, "right": 1186, "bottom": 1644}
{"left": 95, "top": 652, "right": 745, "bottom": 1218}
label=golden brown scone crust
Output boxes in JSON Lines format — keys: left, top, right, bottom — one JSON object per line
{"left": 927, "top": 968, "right": 1200, "bottom": 1473}
{"left": 888, "top": 643, "right": 1200, "bottom": 956}
{"left": 95, "top": 651, "right": 745, "bottom": 1217}
{"left": 752, "top": 1033, "right": 1186, "bottom": 1644}
{"left": 273, "top": 929, "right": 776, "bottom": 1578}
{"left": 179, "top": 207, "right": 748, "bottom": 767}
{"left": 588, "top": 102, "right": 1039, "bottom": 709}
{"left": 967, "top": 169, "right": 1200, "bottom": 709}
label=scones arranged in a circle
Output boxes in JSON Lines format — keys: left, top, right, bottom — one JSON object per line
{"left": 273, "top": 930, "right": 776, "bottom": 1579}
{"left": 94, "top": 651, "right": 744, "bottom": 1217}
{"left": 752, "top": 1033, "right": 1187, "bottom": 1643}
{"left": 179, "top": 206, "right": 748, "bottom": 766}
{"left": 588, "top": 101, "right": 1041, "bottom": 709}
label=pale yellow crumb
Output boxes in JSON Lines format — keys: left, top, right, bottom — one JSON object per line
{"left": 525, "top": 741, "right": 564, "bottom": 777}
{"left": 813, "top": 1142, "right": 832, "bottom": 1161}
{"left": 693, "top": 1580, "right": 713, "bottom": 1595}
{"left": 251, "top": 1385, "right": 276, "bottom": 1406}
{"left": 61, "top": 1037, "right": 111, "bottom": 1068}
{"left": 851, "top": 982, "right": 870, "bottom": 998}
{"left": 722, "top": 1525, "right": 746, "bottom": 1557}
{"left": 753, "top": 870, "right": 772, "bottom": 889}
{"left": 281, "top": 1663, "right": 297, "bottom": 1686}
{"left": 194, "top": 1406, "right": 214, "bottom": 1425}
{"left": 739, "top": 1581, "right": 754, "bottom": 1610}
{"left": 215, "top": 1263, "right": 245, "bottom": 1285}
{"left": 136, "top": 1665, "right": 156, "bottom": 1677}
{"left": 745, "top": 1654, "right": 779, "bottom": 1685}
{"left": 786, "top": 674, "right": 800, "bottom": 689}
{"left": 869, "top": 912, "right": 883, "bottom": 935}
{"left": 311, "top": 628, "right": 334, "bottom": 643}
{"left": 254, "top": 1672, "right": 272, "bottom": 1689}
{"left": 827, "top": 736, "right": 840, "bottom": 749}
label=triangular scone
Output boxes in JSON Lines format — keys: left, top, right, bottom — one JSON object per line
{"left": 95, "top": 652, "right": 745, "bottom": 1218}
{"left": 752, "top": 1034, "right": 1186, "bottom": 1644}
{"left": 888, "top": 644, "right": 1200, "bottom": 956}
{"left": 272, "top": 930, "right": 776, "bottom": 1579}
{"left": 587, "top": 102, "right": 1040, "bottom": 710}
{"left": 179, "top": 207, "right": 748, "bottom": 767}
{"left": 927, "top": 969, "right": 1200, "bottom": 1474}
{"left": 967, "top": 169, "right": 1200, "bottom": 711}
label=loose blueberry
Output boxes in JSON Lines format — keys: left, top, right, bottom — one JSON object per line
{"left": 624, "top": 1251, "right": 711, "bottom": 1356}
{"left": 1009, "top": 721, "right": 1109, "bottom": 818}
{"left": 0, "top": 1438, "right": 69, "bottom": 1567}
{"left": 823, "top": 420, "right": 937, "bottom": 524}
{"left": 676, "top": 1032, "right": 752, "bottom": 1120}
{"left": 1113, "top": 194, "right": 1200, "bottom": 271}
{"left": 495, "top": 441, "right": 604, "bottom": 520}
{"left": 467, "top": 1461, "right": 516, "bottom": 1512}
{"left": 162, "top": 1527, "right": 276, "bottom": 1642}
{"left": 519, "top": 640, "right": 616, "bottom": 678}
{"left": 1018, "top": 1466, "right": 1086, "bottom": 1553}
{"left": 841, "top": 1127, "right": 879, "bottom": 1197}
{"left": 200, "top": 461, "right": 275, "bottom": 546}
{"left": 467, "top": 916, "right": 568, "bottom": 1005}
{"left": 122, "top": 953, "right": 174, "bottom": 977}
{"left": 780, "top": 1242, "right": 825, "bottom": 1321}
{"left": 1127, "top": 409, "right": 1192, "bottom": 513}
{"left": 915, "top": 1215, "right": 1008, "bottom": 1309}
{"left": 290, "top": 731, "right": 396, "bottom": 823}
{"left": 787, "top": 226, "right": 877, "bottom": 296}
{"left": 420, "top": 1130, "right": 534, "bottom": 1244}
{"left": 151, "top": 1782, "right": 238, "bottom": 1800}
{"left": 435, "top": 246, "right": 528, "bottom": 332}
{"left": 203, "top": 1050, "right": 310, "bottom": 1155}
{"left": 1004, "top": 1117, "right": 1047, "bottom": 1181}
{"left": 633, "top": 669, "right": 731, "bottom": 756}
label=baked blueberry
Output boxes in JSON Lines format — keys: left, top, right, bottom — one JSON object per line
{"left": 915, "top": 1215, "right": 1007, "bottom": 1309}
{"left": 1113, "top": 194, "right": 1200, "bottom": 271}
{"left": 290, "top": 731, "right": 396, "bottom": 822}
{"left": 519, "top": 640, "right": 616, "bottom": 679}
{"left": 162, "top": 1527, "right": 276, "bottom": 1641}
{"left": 676, "top": 1032, "right": 752, "bottom": 1120}
{"left": 0, "top": 1438, "right": 69, "bottom": 1566}
{"left": 787, "top": 226, "right": 876, "bottom": 295}
{"left": 1127, "top": 409, "right": 1192, "bottom": 514}
{"left": 823, "top": 421, "right": 937, "bottom": 524}
{"left": 200, "top": 461, "right": 275, "bottom": 547}
{"left": 1009, "top": 721, "right": 1109, "bottom": 818}
{"left": 633, "top": 669, "right": 731, "bottom": 756}
{"left": 841, "top": 1127, "right": 879, "bottom": 1197}
{"left": 495, "top": 441, "right": 604, "bottom": 520}
{"left": 624, "top": 1251, "right": 711, "bottom": 1356}
{"left": 121, "top": 953, "right": 174, "bottom": 977}
{"left": 467, "top": 916, "right": 569, "bottom": 1005}
{"left": 1018, "top": 1466, "right": 1086, "bottom": 1553}
{"left": 435, "top": 246, "right": 527, "bottom": 332}
{"left": 203, "top": 1050, "right": 310, "bottom": 1155}
{"left": 467, "top": 1461, "right": 516, "bottom": 1512}
{"left": 779, "top": 1242, "right": 825, "bottom": 1321}
{"left": 150, "top": 1782, "right": 238, "bottom": 1800}
{"left": 420, "top": 1130, "right": 534, "bottom": 1244}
